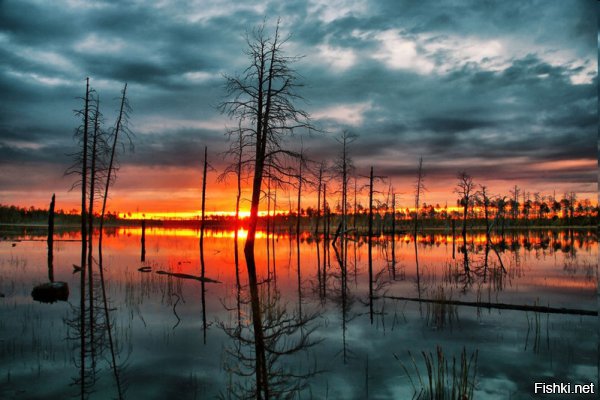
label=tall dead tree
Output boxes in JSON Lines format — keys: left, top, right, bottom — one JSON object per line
{"left": 86, "top": 96, "right": 103, "bottom": 370}
{"left": 314, "top": 161, "right": 325, "bottom": 236}
{"left": 200, "top": 145, "right": 208, "bottom": 344}
{"left": 334, "top": 131, "right": 357, "bottom": 268}
{"left": 510, "top": 185, "right": 520, "bottom": 221}
{"left": 368, "top": 167, "right": 374, "bottom": 324}
{"left": 219, "top": 21, "right": 312, "bottom": 399}
{"left": 96, "top": 82, "right": 130, "bottom": 400}
{"left": 78, "top": 78, "right": 91, "bottom": 398}
{"left": 414, "top": 157, "right": 425, "bottom": 237}
{"left": 480, "top": 185, "right": 491, "bottom": 238}
{"left": 455, "top": 171, "right": 475, "bottom": 238}
{"left": 47, "top": 194, "right": 55, "bottom": 283}
{"left": 336, "top": 131, "right": 357, "bottom": 234}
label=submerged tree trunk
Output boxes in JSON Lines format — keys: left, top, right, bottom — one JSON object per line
{"left": 296, "top": 154, "right": 302, "bottom": 242}
{"left": 368, "top": 166, "right": 374, "bottom": 324}
{"left": 315, "top": 163, "right": 323, "bottom": 236}
{"left": 79, "top": 77, "right": 90, "bottom": 399}
{"left": 200, "top": 146, "right": 208, "bottom": 345}
{"left": 391, "top": 193, "right": 396, "bottom": 279}
{"left": 97, "top": 82, "right": 128, "bottom": 400}
{"left": 141, "top": 219, "right": 146, "bottom": 261}
{"left": 220, "top": 22, "right": 313, "bottom": 399}
{"left": 414, "top": 157, "right": 424, "bottom": 238}
{"left": 48, "top": 194, "right": 55, "bottom": 283}
{"left": 87, "top": 97, "right": 103, "bottom": 370}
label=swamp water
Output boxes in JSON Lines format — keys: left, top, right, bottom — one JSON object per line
{"left": 0, "top": 227, "right": 597, "bottom": 399}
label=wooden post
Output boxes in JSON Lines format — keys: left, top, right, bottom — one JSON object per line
{"left": 47, "top": 194, "right": 55, "bottom": 282}
{"left": 451, "top": 219, "right": 456, "bottom": 260}
{"left": 141, "top": 219, "right": 146, "bottom": 262}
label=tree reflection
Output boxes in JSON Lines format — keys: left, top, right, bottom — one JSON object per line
{"left": 220, "top": 284, "right": 321, "bottom": 399}
{"left": 67, "top": 238, "right": 126, "bottom": 400}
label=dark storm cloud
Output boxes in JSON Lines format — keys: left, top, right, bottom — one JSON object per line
{"left": 128, "top": 128, "right": 229, "bottom": 168}
{"left": 0, "top": 0, "right": 596, "bottom": 204}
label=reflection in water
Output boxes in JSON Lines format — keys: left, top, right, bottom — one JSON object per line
{"left": 0, "top": 227, "right": 597, "bottom": 399}
{"left": 221, "top": 265, "right": 321, "bottom": 398}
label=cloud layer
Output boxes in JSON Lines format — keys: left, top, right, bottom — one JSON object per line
{"left": 0, "top": 0, "right": 596, "bottom": 211}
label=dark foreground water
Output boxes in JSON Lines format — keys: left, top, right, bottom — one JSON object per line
{"left": 0, "top": 226, "right": 597, "bottom": 399}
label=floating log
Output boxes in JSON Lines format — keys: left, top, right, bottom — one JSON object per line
{"left": 155, "top": 270, "right": 220, "bottom": 283}
{"left": 138, "top": 266, "right": 152, "bottom": 272}
{"left": 379, "top": 295, "right": 597, "bottom": 316}
{"left": 31, "top": 282, "right": 69, "bottom": 303}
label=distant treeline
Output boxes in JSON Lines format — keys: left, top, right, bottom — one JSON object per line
{"left": 1, "top": 202, "right": 596, "bottom": 230}
{"left": 0, "top": 204, "right": 124, "bottom": 226}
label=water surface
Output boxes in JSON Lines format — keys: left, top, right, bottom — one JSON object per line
{"left": 0, "top": 227, "right": 597, "bottom": 399}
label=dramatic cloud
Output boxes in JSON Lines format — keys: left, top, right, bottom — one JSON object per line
{"left": 0, "top": 0, "right": 596, "bottom": 213}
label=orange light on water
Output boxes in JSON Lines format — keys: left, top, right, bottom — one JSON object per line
{"left": 115, "top": 226, "right": 271, "bottom": 240}
{"left": 120, "top": 210, "right": 282, "bottom": 220}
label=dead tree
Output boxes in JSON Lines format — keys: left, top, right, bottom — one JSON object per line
{"left": 200, "top": 146, "right": 208, "bottom": 344}
{"left": 479, "top": 185, "right": 491, "bottom": 238}
{"left": 314, "top": 161, "right": 325, "bottom": 236}
{"left": 219, "top": 21, "right": 313, "bottom": 398}
{"left": 414, "top": 157, "right": 425, "bottom": 237}
{"left": 97, "top": 82, "right": 131, "bottom": 400}
{"left": 47, "top": 194, "right": 55, "bottom": 282}
{"left": 455, "top": 171, "right": 475, "bottom": 238}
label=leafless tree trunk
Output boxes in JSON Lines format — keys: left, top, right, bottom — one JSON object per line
{"left": 314, "top": 162, "right": 324, "bottom": 236}
{"left": 200, "top": 145, "right": 208, "bottom": 345}
{"left": 455, "top": 171, "right": 475, "bottom": 238}
{"left": 220, "top": 21, "right": 313, "bottom": 399}
{"left": 97, "top": 82, "right": 130, "bottom": 400}
{"left": 79, "top": 78, "right": 90, "bottom": 398}
{"left": 87, "top": 99, "right": 103, "bottom": 370}
{"left": 414, "top": 157, "right": 424, "bottom": 237}
{"left": 368, "top": 166, "right": 374, "bottom": 324}
{"left": 480, "top": 185, "right": 490, "bottom": 239}
{"left": 47, "top": 194, "right": 55, "bottom": 283}
{"left": 391, "top": 192, "right": 396, "bottom": 279}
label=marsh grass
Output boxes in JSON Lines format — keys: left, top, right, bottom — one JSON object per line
{"left": 425, "top": 286, "right": 459, "bottom": 330}
{"left": 397, "top": 346, "right": 478, "bottom": 400}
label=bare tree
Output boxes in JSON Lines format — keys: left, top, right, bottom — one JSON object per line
{"left": 413, "top": 157, "right": 425, "bottom": 236}
{"left": 335, "top": 131, "right": 357, "bottom": 236}
{"left": 219, "top": 20, "right": 313, "bottom": 398}
{"left": 509, "top": 185, "right": 520, "bottom": 220}
{"left": 455, "top": 171, "right": 475, "bottom": 238}
{"left": 479, "top": 185, "right": 491, "bottom": 238}
{"left": 67, "top": 79, "right": 131, "bottom": 400}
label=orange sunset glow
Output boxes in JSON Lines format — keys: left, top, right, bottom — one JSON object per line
{"left": 1, "top": 2, "right": 597, "bottom": 399}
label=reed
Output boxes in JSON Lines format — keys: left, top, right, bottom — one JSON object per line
{"left": 397, "top": 345, "right": 478, "bottom": 400}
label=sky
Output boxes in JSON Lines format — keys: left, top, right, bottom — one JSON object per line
{"left": 0, "top": 0, "right": 597, "bottom": 217}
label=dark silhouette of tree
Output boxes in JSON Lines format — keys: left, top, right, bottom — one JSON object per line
{"left": 509, "top": 185, "right": 520, "bottom": 220}
{"left": 454, "top": 171, "right": 475, "bottom": 238}
{"left": 67, "top": 79, "right": 131, "bottom": 400}
{"left": 413, "top": 157, "right": 425, "bottom": 236}
{"left": 97, "top": 83, "right": 130, "bottom": 400}
{"left": 478, "top": 185, "right": 491, "bottom": 238}
{"left": 334, "top": 131, "right": 357, "bottom": 236}
{"left": 219, "top": 20, "right": 313, "bottom": 398}
{"left": 200, "top": 145, "right": 209, "bottom": 344}
{"left": 69, "top": 77, "right": 92, "bottom": 398}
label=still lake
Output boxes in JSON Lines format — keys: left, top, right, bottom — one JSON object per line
{"left": 0, "top": 226, "right": 597, "bottom": 399}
